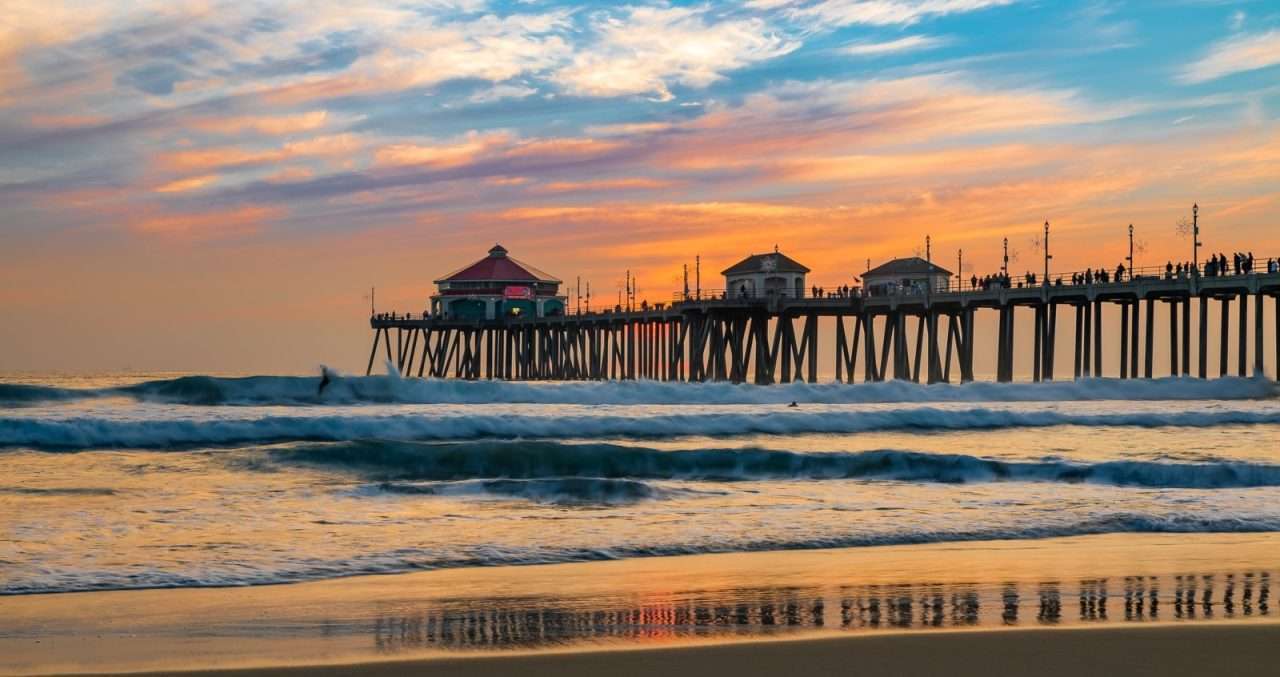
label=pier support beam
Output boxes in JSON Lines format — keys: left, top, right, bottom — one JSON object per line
{"left": 1081, "top": 304, "right": 1092, "bottom": 378}
{"left": 1119, "top": 303, "right": 1129, "bottom": 379}
{"left": 1181, "top": 297, "right": 1191, "bottom": 377}
{"left": 1129, "top": 300, "right": 1140, "bottom": 378}
{"left": 1093, "top": 299, "right": 1102, "bottom": 377}
{"left": 1169, "top": 300, "right": 1178, "bottom": 376}
{"left": 1033, "top": 305, "right": 1044, "bottom": 383}
{"left": 1239, "top": 293, "right": 1249, "bottom": 377}
{"left": 1255, "top": 292, "right": 1265, "bottom": 377}
{"left": 1198, "top": 296, "right": 1208, "bottom": 378}
{"left": 1073, "top": 305, "right": 1083, "bottom": 380}
{"left": 1144, "top": 297, "right": 1155, "bottom": 379}
{"left": 1044, "top": 304, "right": 1057, "bottom": 381}
{"left": 1219, "top": 297, "right": 1231, "bottom": 376}
{"left": 959, "top": 310, "right": 975, "bottom": 383}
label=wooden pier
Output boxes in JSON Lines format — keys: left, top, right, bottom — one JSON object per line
{"left": 367, "top": 271, "right": 1280, "bottom": 384}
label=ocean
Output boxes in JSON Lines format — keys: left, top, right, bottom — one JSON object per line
{"left": 3, "top": 371, "right": 1280, "bottom": 597}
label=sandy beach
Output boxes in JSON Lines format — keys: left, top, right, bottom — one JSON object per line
{"left": 96, "top": 623, "right": 1280, "bottom": 677}
{"left": 6, "top": 532, "right": 1278, "bottom": 676}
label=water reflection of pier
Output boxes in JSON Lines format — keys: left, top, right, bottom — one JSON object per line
{"left": 371, "top": 570, "right": 1271, "bottom": 653}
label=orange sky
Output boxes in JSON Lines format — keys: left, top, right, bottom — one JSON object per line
{"left": 1, "top": 1, "right": 1277, "bottom": 373}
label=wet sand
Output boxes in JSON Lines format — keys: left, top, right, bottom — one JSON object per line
{"left": 5, "top": 532, "right": 1279, "bottom": 676}
{"left": 104, "top": 623, "right": 1280, "bottom": 677}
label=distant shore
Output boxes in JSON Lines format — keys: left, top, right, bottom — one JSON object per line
{"left": 6, "top": 532, "right": 1278, "bottom": 676}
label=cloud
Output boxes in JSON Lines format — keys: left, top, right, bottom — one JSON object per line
{"left": 535, "top": 177, "right": 675, "bottom": 193}
{"left": 840, "top": 34, "right": 949, "bottom": 56}
{"left": 1179, "top": 29, "right": 1280, "bottom": 84}
{"left": 782, "top": 0, "right": 1015, "bottom": 28}
{"left": 468, "top": 83, "right": 539, "bottom": 103}
{"left": 190, "top": 111, "right": 331, "bottom": 136}
{"left": 1228, "top": 10, "right": 1245, "bottom": 32}
{"left": 155, "top": 133, "right": 362, "bottom": 172}
{"left": 555, "top": 6, "right": 798, "bottom": 101}
{"left": 116, "top": 62, "right": 188, "bottom": 95}
{"left": 374, "top": 131, "right": 516, "bottom": 168}
{"left": 133, "top": 204, "right": 285, "bottom": 237}
{"left": 154, "top": 175, "right": 218, "bottom": 193}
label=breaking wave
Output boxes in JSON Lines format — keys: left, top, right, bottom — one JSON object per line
{"left": 282, "top": 441, "right": 1280, "bottom": 489}
{"left": 5, "top": 406, "right": 1280, "bottom": 451}
{"left": 1, "top": 373, "right": 1275, "bottom": 407}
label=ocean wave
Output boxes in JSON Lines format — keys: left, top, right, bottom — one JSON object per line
{"left": 0, "top": 383, "right": 91, "bottom": 406}
{"left": 364, "top": 477, "right": 670, "bottom": 504}
{"left": 2, "top": 373, "right": 1275, "bottom": 407}
{"left": 6, "top": 512, "right": 1279, "bottom": 595}
{"left": 281, "top": 441, "right": 1280, "bottom": 489}
{"left": 4, "top": 406, "right": 1280, "bottom": 451}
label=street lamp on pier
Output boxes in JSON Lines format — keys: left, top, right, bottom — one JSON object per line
{"left": 1192, "top": 203, "right": 1201, "bottom": 276}
{"left": 1043, "top": 221, "right": 1051, "bottom": 285}
{"left": 1127, "top": 224, "right": 1134, "bottom": 280}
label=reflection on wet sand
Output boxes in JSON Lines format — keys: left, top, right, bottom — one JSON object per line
{"left": 371, "top": 570, "right": 1273, "bottom": 653}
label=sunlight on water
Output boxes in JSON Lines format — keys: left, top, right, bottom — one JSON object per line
{"left": 2, "top": 372, "right": 1279, "bottom": 595}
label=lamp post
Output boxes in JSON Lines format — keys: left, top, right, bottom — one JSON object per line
{"left": 1043, "top": 221, "right": 1051, "bottom": 285}
{"left": 1127, "top": 224, "right": 1134, "bottom": 280}
{"left": 1002, "top": 237, "right": 1009, "bottom": 277}
{"left": 958, "top": 249, "right": 963, "bottom": 290}
{"left": 925, "top": 235, "right": 932, "bottom": 296}
{"left": 1192, "top": 203, "right": 1201, "bottom": 276}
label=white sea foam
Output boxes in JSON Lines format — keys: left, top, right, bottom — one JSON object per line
{"left": 4, "top": 405, "right": 1280, "bottom": 450}
{"left": 4, "top": 373, "right": 1275, "bottom": 406}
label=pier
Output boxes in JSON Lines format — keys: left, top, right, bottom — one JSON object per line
{"left": 366, "top": 264, "right": 1280, "bottom": 384}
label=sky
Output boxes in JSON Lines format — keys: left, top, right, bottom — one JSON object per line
{"left": 1, "top": 0, "right": 1278, "bottom": 373}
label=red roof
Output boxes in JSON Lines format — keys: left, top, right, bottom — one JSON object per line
{"left": 435, "top": 244, "right": 561, "bottom": 284}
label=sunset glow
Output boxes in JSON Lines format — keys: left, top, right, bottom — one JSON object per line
{"left": 2, "top": 0, "right": 1277, "bottom": 372}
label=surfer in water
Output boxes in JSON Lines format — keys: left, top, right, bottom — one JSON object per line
{"left": 317, "top": 367, "right": 333, "bottom": 396}
{"left": 788, "top": 401, "right": 799, "bottom": 408}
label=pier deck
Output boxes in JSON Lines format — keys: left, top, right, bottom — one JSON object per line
{"left": 367, "top": 271, "right": 1280, "bottom": 384}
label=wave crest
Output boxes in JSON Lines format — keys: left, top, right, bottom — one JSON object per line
{"left": 6, "top": 406, "right": 1280, "bottom": 450}
{"left": 3, "top": 373, "right": 1275, "bottom": 406}
{"left": 270, "top": 441, "right": 1280, "bottom": 489}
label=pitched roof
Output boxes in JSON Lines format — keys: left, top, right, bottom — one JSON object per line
{"left": 863, "top": 256, "right": 953, "bottom": 278}
{"left": 435, "top": 244, "right": 561, "bottom": 284}
{"left": 721, "top": 251, "right": 811, "bottom": 276}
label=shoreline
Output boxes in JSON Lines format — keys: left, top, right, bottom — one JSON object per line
{"left": 4, "top": 532, "right": 1278, "bottom": 675}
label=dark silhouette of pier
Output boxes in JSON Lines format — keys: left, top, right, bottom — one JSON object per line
{"left": 366, "top": 263, "right": 1280, "bottom": 384}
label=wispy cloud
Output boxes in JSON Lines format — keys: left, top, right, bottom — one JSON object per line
{"left": 782, "top": 0, "right": 1015, "bottom": 28}
{"left": 840, "top": 34, "right": 949, "bottom": 56}
{"left": 554, "top": 6, "right": 798, "bottom": 101}
{"left": 1179, "top": 29, "right": 1280, "bottom": 84}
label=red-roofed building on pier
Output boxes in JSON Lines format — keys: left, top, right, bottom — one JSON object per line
{"left": 430, "top": 244, "right": 566, "bottom": 320}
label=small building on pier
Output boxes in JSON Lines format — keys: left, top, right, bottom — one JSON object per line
{"left": 862, "top": 257, "right": 952, "bottom": 296}
{"left": 431, "top": 244, "right": 566, "bottom": 320}
{"left": 722, "top": 249, "right": 810, "bottom": 299}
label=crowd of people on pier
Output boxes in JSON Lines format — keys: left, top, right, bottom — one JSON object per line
{"left": 811, "top": 285, "right": 857, "bottom": 299}
{"left": 958, "top": 252, "right": 1276, "bottom": 293}
{"left": 372, "top": 251, "right": 1280, "bottom": 320}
